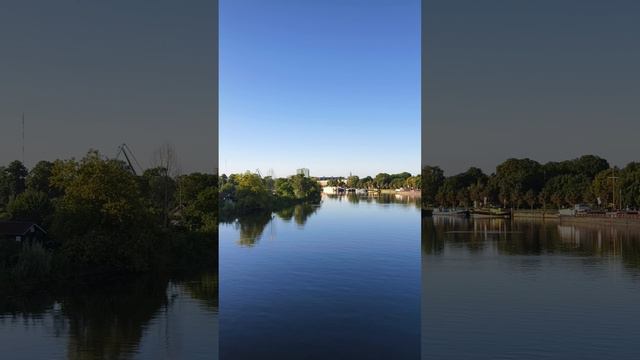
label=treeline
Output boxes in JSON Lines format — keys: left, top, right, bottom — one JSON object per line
{"left": 0, "top": 150, "right": 218, "bottom": 287}
{"left": 422, "top": 155, "right": 640, "bottom": 209}
{"left": 327, "top": 172, "right": 421, "bottom": 190}
{"left": 219, "top": 172, "right": 321, "bottom": 219}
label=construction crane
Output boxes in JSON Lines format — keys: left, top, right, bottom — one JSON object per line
{"left": 116, "top": 143, "right": 143, "bottom": 176}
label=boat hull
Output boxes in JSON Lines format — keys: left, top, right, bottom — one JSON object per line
{"left": 471, "top": 209, "right": 511, "bottom": 219}
{"left": 432, "top": 210, "right": 470, "bottom": 217}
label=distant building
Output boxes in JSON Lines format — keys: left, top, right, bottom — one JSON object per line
{"left": 0, "top": 221, "right": 47, "bottom": 243}
{"left": 296, "top": 168, "right": 310, "bottom": 177}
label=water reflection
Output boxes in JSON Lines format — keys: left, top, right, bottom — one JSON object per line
{"left": 220, "top": 193, "right": 421, "bottom": 359}
{"left": 327, "top": 193, "right": 421, "bottom": 207}
{"left": 423, "top": 216, "right": 640, "bottom": 274}
{"left": 423, "top": 216, "right": 640, "bottom": 360}
{"left": 0, "top": 272, "right": 218, "bottom": 359}
{"left": 227, "top": 194, "right": 420, "bottom": 248}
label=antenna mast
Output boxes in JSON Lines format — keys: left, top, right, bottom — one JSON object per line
{"left": 21, "top": 113, "right": 25, "bottom": 164}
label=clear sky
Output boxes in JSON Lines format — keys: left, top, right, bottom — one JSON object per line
{"left": 423, "top": 0, "right": 640, "bottom": 176}
{"left": 220, "top": 0, "right": 421, "bottom": 178}
{"left": 0, "top": 0, "right": 217, "bottom": 173}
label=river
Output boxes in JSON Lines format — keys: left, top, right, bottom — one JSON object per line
{"left": 422, "top": 216, "right": 640, "bottom": 359}
{"left": 220, "top": 194, "right": 421, "bottom": 359}
{"left": 0, "top": 272, "right": 218, "bottom": 359}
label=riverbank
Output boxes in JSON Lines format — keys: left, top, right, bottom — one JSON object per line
{"left": 513, "top": 210, "right": 559, "bottom": 219}
{"left": 513, "top": 210, "right": 640, "bottom": 226}
{"left": 0, "top": 228, "right": 217, "bottom": 295}
{"left": 513, "top": 210, "right": 640, "bottom": 227}
{"left": 557, "top": 215, "right": 640, "bottom": 227}
{"left": 380, "top": 189, "right": 421, "bottom": 196}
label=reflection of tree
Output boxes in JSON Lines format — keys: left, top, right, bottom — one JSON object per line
{"left": 233, "top": 204, "right": 320, "bottom": 246}
{"left": 0, "top": 288, "right": 56, "bottom": 318}
{"left": 0, "top": 271, "right": 217, "bottom": 359}
{"left": 325, "top": 193, "right": 421, "bottom": 208}
{"left": 424, "top": 216, "right": 487, "bottom": 254}
{"left": 62, "top": 275, "right": 169, "bottom": 360}
{"left": 422, "top": 216, "right": 444, "bottom": 255}
{"left": 182, "top": 272, "right": 218, "bottom": 310}
{"left": 293, "top": 204, "right": 318, "bottom": 226}
{"left": 236, "top": 212, "right": 273, "bottom": 247}
{"left": 347, "top": 194, "right": 360, "bottom": 204}
{"left": 426, "top": 218, "right": 640, "bottom": 274}
{"left": 275, "top": 207, "right": 294, "bottom": 221}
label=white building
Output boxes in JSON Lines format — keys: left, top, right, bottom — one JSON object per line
{"left": 296, "top": 168, "right": 310, "bottom": 177}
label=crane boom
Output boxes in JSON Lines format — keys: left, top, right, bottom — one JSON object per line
{"left": 116, "top": 143, "right": 143, "bottom": 176}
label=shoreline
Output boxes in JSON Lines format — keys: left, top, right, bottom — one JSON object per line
{"left": 513, "top": 211, "right": 640, "bottom": 227}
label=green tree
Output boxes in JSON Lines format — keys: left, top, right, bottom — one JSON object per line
{"left": 51, "top": 151, "right": 156, "bottom": 273}
{"left": 590, "top": 169, "right": 616, "bottom": 208}
{"left": 346, "top": 175, "right": 360, "bottom": 188}
{"left": 619, "top": 163, "right": 640, "bottom": 208}
{"left": 421, "top": 166, "right": 445, "bottom": 205}
{"left": 0, "top": 166, "right": 9, "bottom": 209}
{"left": 524, "top": 189, "right": 537, "bottom": 210}
{"left": 494, "top": 158, "right": 544, "bottom": 206}
{"left": 374, "top": 173, "right": 391, "bottom": 189}
{"left": 275, "top": 178, "right": 295, "bottom": 199}
{"left": 141, "top": 167, "right": 177, "bottom": 227}
{"left": 360, "top": 176, "right": 374, "bottom": 189}
{"left": 234, "top": 172, "right": 270, "bottom": 212}
{"left": 182, "top": 186, "right": 218, "bottom": 233}
{"left": 567, "top": 155, "right": 610, "bottom": 179}
{"left": 291, "top": 174, "right": 321, "bottom": 201}
{"left": 26, "top": 161, "right": 56, "bottom": 196}
{"left": 6, "top": 190, "right": 53, "bottom": 225}
{"left": 5, "top": 160, "right": 28, "bottom": 200}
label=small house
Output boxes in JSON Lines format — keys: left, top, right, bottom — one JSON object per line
{"left": 0, "top": 221, "right": 47, "bottom": 243}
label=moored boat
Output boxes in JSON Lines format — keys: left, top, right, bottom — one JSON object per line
{"left": 432, "top": 208, "right": 470, "bottom": 217}
{"left": 471, "top": 208, "right": 511, "bottom": 219}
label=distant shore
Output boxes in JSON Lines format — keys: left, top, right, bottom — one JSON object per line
{"left": 391, "top": 190, "right": 421, "bottom": 197}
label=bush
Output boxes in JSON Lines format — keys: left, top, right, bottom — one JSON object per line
{"left": 12, "top": 242, "right": 52, "bottom": 282}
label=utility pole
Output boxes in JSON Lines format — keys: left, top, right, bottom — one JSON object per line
{"left": 608, "top": 168, "right": 619, "bottom": 211}
{"left": 619, "top": 188, "right": 623, "bottom": 210}
{"left": 543, "top": 169, "right": 546, "bottom": 217}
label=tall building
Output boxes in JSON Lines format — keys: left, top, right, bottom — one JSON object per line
{"left": 296, "top": 168, "right": 310, "bottom": 177}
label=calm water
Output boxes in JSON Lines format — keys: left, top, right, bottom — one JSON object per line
{"left": 0, "top": 273, "right": 218, "bottom": 360}
{"left": 422, "top": 216, "right": 640, "bottom": 360}
{"left": 220, "top": 194, "right": 421, "bottom": 359}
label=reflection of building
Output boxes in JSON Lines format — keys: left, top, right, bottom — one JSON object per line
{"left": 296, "top": 168, "right": 310, "bottom": 177}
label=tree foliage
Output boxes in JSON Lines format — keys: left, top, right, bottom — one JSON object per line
{"left": 0, "top": 150, "right": 218, "bottom": 279}
{"left": 423, "top": 155, "right": 639, "bottom": 209}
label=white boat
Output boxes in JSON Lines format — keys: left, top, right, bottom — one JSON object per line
{"left": 322, "top": 186, "right": 345, "bottom": 195}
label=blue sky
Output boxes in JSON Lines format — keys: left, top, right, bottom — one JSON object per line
{"left": 220, "top": 0, "right": 421, "bottom": 178}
